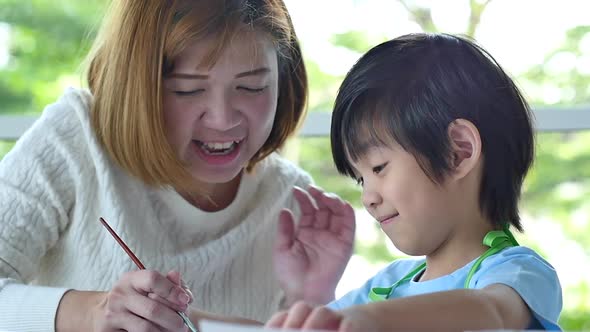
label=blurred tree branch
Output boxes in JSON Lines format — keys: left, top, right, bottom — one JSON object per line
{"left": 467, "top": 0, "right": 493, "bottom": 37}
{"left": 397, "top": 0, "right": 438, "bottom": 33}
{"left": 397, "top": 0, "right": 494, "bottom": 37}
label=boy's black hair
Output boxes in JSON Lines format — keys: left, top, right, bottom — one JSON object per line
{"left": 330, "top": 33, "right": 534, "bottom": 231}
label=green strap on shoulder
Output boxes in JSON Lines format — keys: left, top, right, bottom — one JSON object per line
{"left": 368, "top": 262, "right": 426, "bottom": 302}
{"left": 368, "top": 225, "right": 519, "bottom": 302}
{"left": 463, "top": 225, "right": 519, "bottom": 288}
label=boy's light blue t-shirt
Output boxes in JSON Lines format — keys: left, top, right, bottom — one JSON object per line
{"left": 327, "top": 246, "right": 562, "bottom": 330}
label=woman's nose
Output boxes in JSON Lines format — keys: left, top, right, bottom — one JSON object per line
{"left": 199, "top": 94, "right": 242, "bottom": 131}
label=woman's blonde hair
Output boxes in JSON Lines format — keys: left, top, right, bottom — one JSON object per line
{"left": 86, "top": 0, "right": 308, "bottom": 192}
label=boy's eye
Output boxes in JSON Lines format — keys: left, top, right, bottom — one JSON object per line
{"left": 372, "top": 162, "right": 388, "bottom": 174}
{"left": 174, "top": 89, "right": 204, "bottom": 96}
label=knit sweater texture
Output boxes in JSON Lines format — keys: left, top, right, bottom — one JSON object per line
{"left": 0, "top": 88, "right": 312, "bottom": 332}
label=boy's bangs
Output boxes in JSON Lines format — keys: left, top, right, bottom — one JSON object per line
{"left": 334, "top": 93, "right": 396, "bottom": 177}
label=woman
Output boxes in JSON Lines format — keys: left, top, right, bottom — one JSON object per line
{"left": 0, "top": 1, "right": 355, "bottom": 331}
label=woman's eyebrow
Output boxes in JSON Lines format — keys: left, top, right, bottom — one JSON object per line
{"left": 235, "top": 67, "right": 270, "bottom": 78}
{"left": 166, "top": 73, "right": 208, "bottom": 80}
{"left": 165, "top": 67, "right": 270, "bottom": 80}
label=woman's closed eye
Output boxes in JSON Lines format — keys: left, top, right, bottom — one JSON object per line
{"left": 238, "top": 86, "right": 267, "bottom": 94}
{"left": 174, "top": 89, "right": 205, "bottom": 96}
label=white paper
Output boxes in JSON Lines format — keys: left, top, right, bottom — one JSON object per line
{"left": 199, "top": 320, "right": 329, "bottom": 332}
{"left": 200, "top": 321, "right": 544, "bottom": 332}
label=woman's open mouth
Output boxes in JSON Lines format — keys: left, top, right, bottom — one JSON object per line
{"left": 192, "top": 139, "right": 243, "bottom": 165}
{"left": 195, "top": 140, "right": 242, "bottom": 155}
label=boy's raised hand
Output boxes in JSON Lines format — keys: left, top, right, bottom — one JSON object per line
{"left": 273, "top": 186, "right": 356, "bottom": 306}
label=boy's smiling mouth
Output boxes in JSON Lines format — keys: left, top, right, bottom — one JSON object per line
{"left": 377, "top": 213, "right": 399, "bottom": 225}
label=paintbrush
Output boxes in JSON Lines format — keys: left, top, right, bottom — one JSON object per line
{"left": 99, "top": 217, "right": 199, "bottom": 332}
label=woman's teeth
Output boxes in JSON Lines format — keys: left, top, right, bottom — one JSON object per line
{"left": 197, "top": 140, "right": 240, "bottom": 155}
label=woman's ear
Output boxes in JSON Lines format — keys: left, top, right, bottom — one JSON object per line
{"left": 447, "top": 119, "right": 482, "bottom": 180}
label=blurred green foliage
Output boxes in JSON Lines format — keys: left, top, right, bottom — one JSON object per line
{"left": 0, "top": 0, "right": 104, "bottom": 114}
{"left": 0, "top": 141, "right": 15, "bottom": 158}
{"left": 1, "top": 1, "right": 588, "bottom": 329}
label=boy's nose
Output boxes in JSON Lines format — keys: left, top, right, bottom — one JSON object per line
{"left": 361, "top": 189, "right": 382, "bottom": 211}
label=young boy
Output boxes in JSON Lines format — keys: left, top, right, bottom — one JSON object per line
{"left": 266, "top": 33, "right": 562, "bottom": 331}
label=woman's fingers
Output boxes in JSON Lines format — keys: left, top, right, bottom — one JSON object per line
{"left": 103, "top": 291, "right": 184, "bottom": 332}
{"left": 108, "top": 310, "right": 163, "bottom": 332}
{"left": 166, "top": 270, "right": 194, "bottom": 304}
{"left": 147, "top": 292, "right": 187, "bottom": 313}
{"left": 125, "top": 292, "right": 187, "bottom": 331}
{"left": 126, "top": 270, "right": 191, "bottom": 308}
{"left": 180, "top": 283, "right": 194, "bottom": 305}
{"left": 146, "top": 270, "right": 196, "bottom": 314}
{"left": 101, "top": 270, "right": 191, "bottom": 332}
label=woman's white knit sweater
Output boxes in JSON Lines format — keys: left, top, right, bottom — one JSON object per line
{"left": 0, "top": 88, "right": 312, "bottom": 332}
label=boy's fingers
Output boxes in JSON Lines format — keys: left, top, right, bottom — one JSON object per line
{"left": 275, "top": 209, "right": 296, "bottom": 251}
{"left": 308, "top": 186, "right": 350, "bottom": 214}
{"left": 322, "top": 194, "right": 354, "bottom": 217}
{"left": 302, "top": 307, "right": 342, "bottom": 330}
{"left": 293, "top": 186, "right": 318, "bottom": 214}
{"left": 312, "top": 210, "right": 330, "bottom": 230}
{"left": 265, "top": 311, "right": 288, "bottom": 328}
{"left": 282, "top": 302, "right": 314, "bottom": 329}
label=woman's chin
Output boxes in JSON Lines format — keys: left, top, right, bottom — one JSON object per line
{"left": 187, "top": 164, "right": 245, "bottom": 186}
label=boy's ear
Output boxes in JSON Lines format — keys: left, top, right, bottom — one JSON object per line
{"left": 447, "top": 119, "right": 482, "bottom": 180}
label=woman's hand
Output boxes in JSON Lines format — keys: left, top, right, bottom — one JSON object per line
{"left": 94, "top": 269, "right": 192, "bottom": 332}
{"left": 57, "top": 269, "right": 192, "bottom": 332}
{"left": 274, "top": 186, "right": 356, "bottom": 306}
